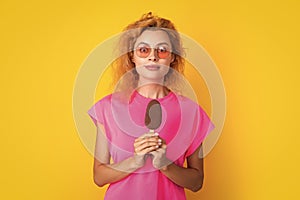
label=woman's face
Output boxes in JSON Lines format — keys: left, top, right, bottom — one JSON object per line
{"left": 132, "top": 30, "right": 174, "bottom": 83}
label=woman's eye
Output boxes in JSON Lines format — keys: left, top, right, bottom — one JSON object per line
{"left": 157, "top": 47, "right": 168, "bottom": 53}
{"left": 139, "top": 47, "right": 149, "bottom": 53}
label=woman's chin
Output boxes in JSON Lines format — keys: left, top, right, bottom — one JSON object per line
{"left": 138, "top": 75, "right": 166, "bottom": 85}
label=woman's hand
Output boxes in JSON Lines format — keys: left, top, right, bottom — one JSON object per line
{"left": 149, "top": 139, "right": 171, "bottom": 170}
{"left": 133, "top": 132, "right": 162, "bottom": 167}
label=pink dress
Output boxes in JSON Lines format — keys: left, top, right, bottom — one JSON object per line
{"left": 87, "top": 90, "right": 215, "bottom": 200}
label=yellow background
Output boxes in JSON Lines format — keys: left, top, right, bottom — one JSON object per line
{"left": 1, "top": 0, "right": 299, "bottom": 199}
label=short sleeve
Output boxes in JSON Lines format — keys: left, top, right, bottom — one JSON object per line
{"left": 87, "top": 96, "right": 109, "bottom": 127}
{"left": 185, "top": 106, "right": 215, "bottom": 157}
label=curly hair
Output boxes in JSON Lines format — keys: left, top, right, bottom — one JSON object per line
{"left": 112, "top": 12, "right": 185, "bottom": 93}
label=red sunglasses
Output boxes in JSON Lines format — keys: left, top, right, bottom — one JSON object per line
{"left": 135, "top": 45, "right": 171, "bottom": 59}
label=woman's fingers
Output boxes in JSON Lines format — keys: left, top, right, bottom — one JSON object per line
{"left": 132, "top": 133, "right": 166, "bottom": 168}
{"left": 140, "top": 145, "right": 158, "bottom": 154}
{"left": 149, "top": 143, "right": 166, "bottom": 155}
{"left": 134, "top": 136, "right": 163, "bottom": 154}
{"left": 134, "top": 137, "right": 161, "bottom": 147}
{"left": 134, "top": 140, "right": 160, "bottom": 153}
{"left": 134, "top": 132, "right": 159, "bottom": 143}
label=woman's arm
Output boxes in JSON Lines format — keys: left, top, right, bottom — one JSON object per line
{"left": 153, "top": 144, "right": 204, "bottom": 192}
{"left": 93, "top": 123, "right": 161, "bottom": 187}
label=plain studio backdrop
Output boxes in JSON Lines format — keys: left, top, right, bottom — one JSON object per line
{"left": 0, "top": 0, "right": 299, "bottom": 199}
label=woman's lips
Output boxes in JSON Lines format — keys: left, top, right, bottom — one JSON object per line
{"left": 144, "top": 65, "right": 160, "bottom": 71}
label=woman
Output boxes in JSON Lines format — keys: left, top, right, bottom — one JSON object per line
{"left": 87, "top": 12, "right": 215, "bottom": 200}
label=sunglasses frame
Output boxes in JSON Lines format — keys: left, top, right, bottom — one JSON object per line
{"left": 134, "top": 45, "right": 172, "bottom": 59}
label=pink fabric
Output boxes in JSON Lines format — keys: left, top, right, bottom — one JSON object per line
{"left": 87, "top": 90, "right": 215, "bottom": 200}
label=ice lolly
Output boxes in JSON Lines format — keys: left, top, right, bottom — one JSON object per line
{"left": 144, "top": 99, "right": 162, "bottom": 133}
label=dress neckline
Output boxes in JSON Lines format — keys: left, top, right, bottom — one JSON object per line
{"left": 131, "top": 89, "right": 175, "bottom": 103}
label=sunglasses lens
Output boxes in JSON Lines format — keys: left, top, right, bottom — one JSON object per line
{"left": 157, "top": 46, "right": 170, "bottom": 59}
{"left": 136, "top": 47, "right": 150, "bottom": 58}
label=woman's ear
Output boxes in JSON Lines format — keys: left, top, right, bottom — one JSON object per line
{"left": 130, "top": 53, "right": 135, "bottom": 63}
{"left": 171, "top": 54, "right": 175, "bottom": 63}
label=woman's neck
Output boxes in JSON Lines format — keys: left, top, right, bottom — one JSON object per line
{"left": 136, "top": 84, "right": 170, "bottom": 99}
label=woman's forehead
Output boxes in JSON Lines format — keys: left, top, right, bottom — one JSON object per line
{"left": 135, "top": 30, "right": 171, "bottom": 46}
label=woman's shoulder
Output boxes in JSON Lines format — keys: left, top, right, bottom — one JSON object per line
{"left": 93, "top": 93, "right": 113, "bottom": 105}
{"left": 173, "top": 92, "right": 210, "bottom": 113}
{"left": 173, "top": 92, "right": 198, "bottom": 105}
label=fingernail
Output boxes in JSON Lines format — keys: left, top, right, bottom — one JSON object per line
{"left": 156, "top": 145, "right": 159, "bottom": 148}
{"left": 158, "top": 139, "right": 162, "bottom": 142}
{"left": 154, "top": 132, "right": 159, "bottom": 136}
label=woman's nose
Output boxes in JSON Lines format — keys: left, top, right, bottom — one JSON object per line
{"left": 148, "top": 49, "right": 158, "bottom": 61}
